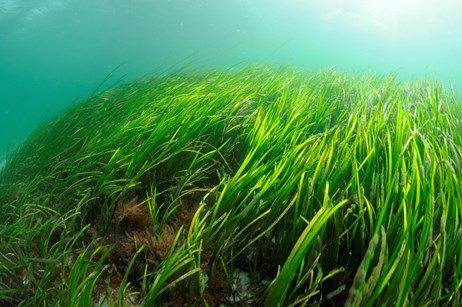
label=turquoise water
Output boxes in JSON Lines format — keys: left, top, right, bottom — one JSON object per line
{"left": 1, "top": 0, "right": 462, "bottom": 161}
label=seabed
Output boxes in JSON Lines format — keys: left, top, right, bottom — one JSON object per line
{"left": 1, "top": 66, "right": 462, "bottom": 306}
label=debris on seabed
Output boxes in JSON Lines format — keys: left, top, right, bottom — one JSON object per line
{"left": 221, "top": 268, "right": 270, "bottom": 306}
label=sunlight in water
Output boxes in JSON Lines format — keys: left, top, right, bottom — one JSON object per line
{"left": 293, "top": 0, "right": 462, "bottom": 39}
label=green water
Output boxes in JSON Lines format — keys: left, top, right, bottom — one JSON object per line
{"left": 1, "top": 0, "right": 462, "bottom": 160}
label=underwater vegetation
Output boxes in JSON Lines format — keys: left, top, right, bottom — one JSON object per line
{"left": 0, "top": 66, "right": 462, "bottom": 306}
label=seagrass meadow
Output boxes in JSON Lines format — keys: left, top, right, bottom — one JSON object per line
{"left": 1, "top": 66, "right": 462, "bottom": 306}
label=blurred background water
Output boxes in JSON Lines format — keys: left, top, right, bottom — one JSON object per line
{"left": 1, "top": 0, "right": 462, "bottom": 161}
